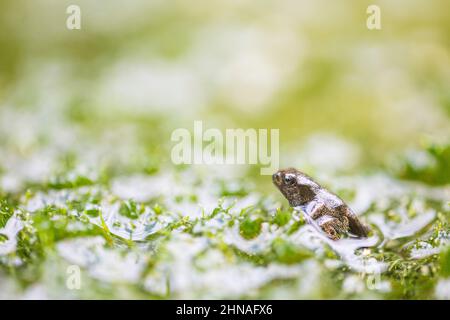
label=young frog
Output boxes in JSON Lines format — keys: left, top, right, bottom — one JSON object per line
{"left": 273, "top": 168, "right": 370, "bottom": 240}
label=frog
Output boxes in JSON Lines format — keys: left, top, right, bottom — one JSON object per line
{"left": 273, "top": 168, "right": 370, "bottom": 240}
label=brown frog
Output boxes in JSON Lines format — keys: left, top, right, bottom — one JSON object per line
{"left": 273, "top": 168, "right": 370, "bottom": 240}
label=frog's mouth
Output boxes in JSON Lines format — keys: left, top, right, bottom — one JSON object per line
{"left": 272, "top": 172, "right": 283, "bottom": 186}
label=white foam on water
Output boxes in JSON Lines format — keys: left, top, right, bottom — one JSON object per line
{"left": 151, "top": 232, "right": 311, "bottom": 298}
{"left": 435, "top": 278, "right": 450, "bottom": 300}
{"left": 24, "top": 186, "right": 101, "bottom": 213}
{"left": 89, "top": 202, "right": 164, "bottom": 241}
{"left": 223, "top": 223, "right": 279, "bottom": 254}
{"left": 408, "top": 229, "right": 450, "bottom": 259}
{"left": 409, "top": 241, "right": 442, "bottom": 259}
{"left": 192, "top": 263, "right": 305, "bottom": 298}
{"left": 369, "top": 209, "right": 435, "bottom": 240}
{"left": 0, "top": 215, "right": 24, "bottom": 256}
{"left": 57, "top": 236, "right": 145, "bottom": 283}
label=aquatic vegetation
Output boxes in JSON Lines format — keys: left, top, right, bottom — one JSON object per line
{"left": 0, "top": 149, "right": 448, "bottom": 299}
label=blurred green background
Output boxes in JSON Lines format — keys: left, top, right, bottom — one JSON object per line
{"left": 1, "top": 0, "right": 449, "bottom": 175}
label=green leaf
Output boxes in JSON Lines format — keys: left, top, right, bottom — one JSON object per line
{"left": 239, "top": 217, "right": 262, "bottom": 240}
{"left": 273, "top": 208, "right": 291, "bottom": 227}
{"left": 119, "top": 200, "right": 139, "bottom": 219}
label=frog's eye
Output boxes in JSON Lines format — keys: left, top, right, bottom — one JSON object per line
{"left": 284, "top": 174, "right": 296, "bottom": 185}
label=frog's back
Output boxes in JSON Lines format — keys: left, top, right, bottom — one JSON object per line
{"left": 316, "top": 188, "right": 344, "bottom": 209}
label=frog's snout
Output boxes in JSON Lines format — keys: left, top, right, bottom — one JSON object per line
{"left": 272, "top": 171, "right": 282, "bottom": 185}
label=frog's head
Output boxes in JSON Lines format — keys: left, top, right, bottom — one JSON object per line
{"left": 272, "top": 168, "right": 319, "bottom": 207}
